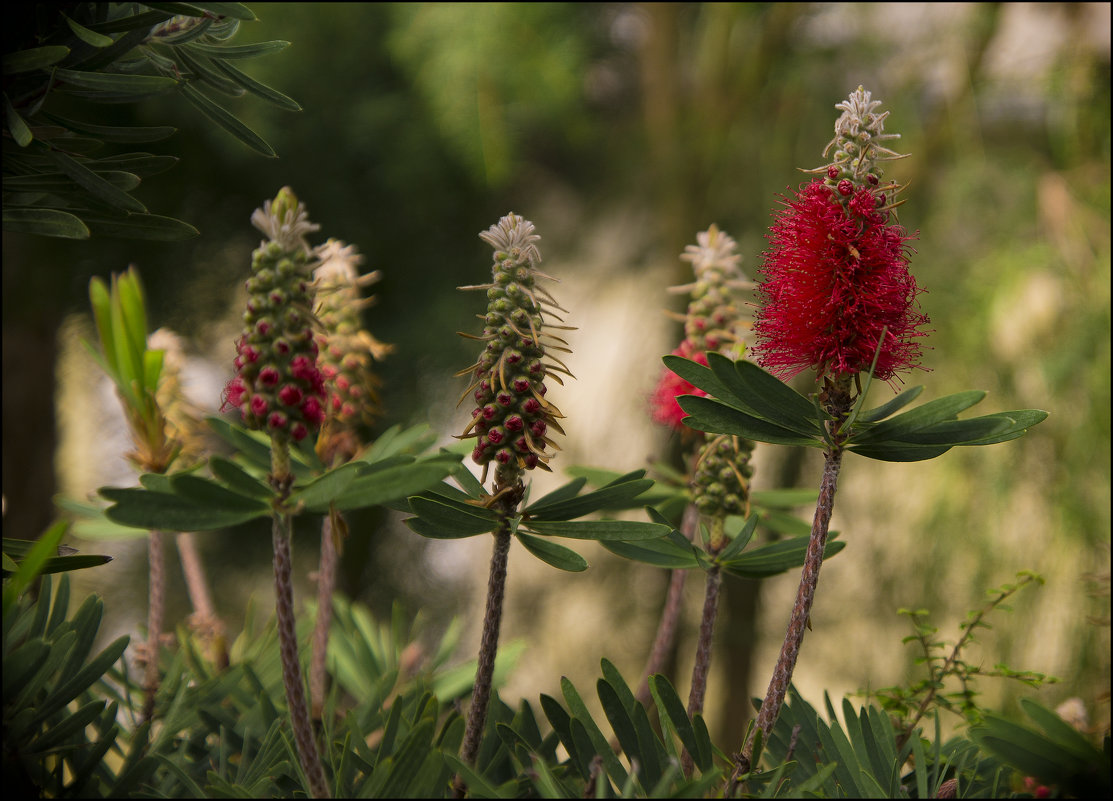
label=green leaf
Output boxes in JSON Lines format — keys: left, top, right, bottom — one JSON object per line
{"left": 852, "top": 390, "right": 987, "bottom": 443}
{"left": 711, "top": 353, "right": 826, "bottom": 435}
{"left": 78, "top": 212, "right": 199, "bottom": 241}
{"left": 516, "top": 532, "right": 587, "bottom": 572}
{"left": 561, "top": 677, "right": 628, "bottom": 787}
{"left": 92, "top": 153, "right": 180, "bottom": 176}
{"left": 175, "top": 46, "right": 248, "bottom": 96}
{"left": 846, "top": 441, "right": 954, "bottom": 462}
{"left": 716, "top": 513, "right": 759, "bottom": 562}
{"left": 662, "top": 353, "right": 742, "bottom": 406}
{"left": 179, "top": 82, "right": 277, "bottom": 157}
{"left": 63, "top": 13, "right": 116, "bottom": 47}
{"left": 954, "top": 409, "right": 1048, "bottom": 445}
{"left": 187, "top": 39, "right": 291, "bottom": 59}
{"left": 40, "top": 112, "right": 177, "bottom": 143}
{"left": 649, "top": 674, "right": 701, "bottom": 768}
{"left": 286, "top": 462, "right": 363, "bottom": 511}
{"left": 208, "top": 456, "right": 273, "bottom": 500}
{"left": 1019, "top": 698, "right": 1105, "bottom": 762}
{"left": 721, "top": 535, "right": 845, "bottom": 579}
{"left": 170, "top": 473, "right": 270, "bottom": 512}
{"left": 598, "top": 679, "right": 648, "bottom": 790}
{"left": 3, "top": 522, "right": 67, "bottom": 614}
{"left": 600, "top": 535, "right": 700, "bottom": 569}
{"left": 522, "top": 476, "right": 587, "bottom": 512}
{"left": 678, "top": 395, "right": 822, "bottom": 446}
{"left": 406, "top": 495, "right": 499, "bottom": 537}
{"left": 4, "top": 93, "right": 33, "bottom": 147}
{"left": 54, "top": 68, "right": 179, "bottom": 96}
{"left": 4, "top": 170, "right": 142, "bottom": 193}
{"left": 2, "top": 45, "right": 70, "bottom": 74}
{"left": 523, "top": 518, "right": 671, "bottom": 541}
{"left": 328, "top": 459, "right": 456, "bottom": 511}
{"left": 4, "top": 207, "right": 90, "bottom": 239}
{"left": 47, "top": 149, "right": 146, "bottom": 213}
{"left": 524, "top": 470, "right": 653, "bottom": 520}
{"left": 210, "top": 57, "right": 302, "bottom": 110}
{"left": 856, "top": 385, "right": 925, "bottom": 424}
{"left": 100, "top": 486, "right": 268, "bottom": 531}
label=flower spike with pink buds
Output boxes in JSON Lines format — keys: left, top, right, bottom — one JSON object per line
{"left": 457, "top": 212, "right": 573, "bottom": 487}
{"left": 224, "top": 187, "right": 328, "bottom": 445}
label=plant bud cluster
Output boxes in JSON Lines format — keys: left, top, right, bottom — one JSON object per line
{"left": 458, "top": 213, "right": 571, "bottom": 485}
{"left": 314, "top": 240, "right": 391, "bottom": 429}
{"left": 224, "top": 190, "right": 326, "bottom": 443}
{"left": 817, "top": 86, "right": 907, "bottom": 212}
{"left": 691, "top": 435, "right": 754, "bottom": 519}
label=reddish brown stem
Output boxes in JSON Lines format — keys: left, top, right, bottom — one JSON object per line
{"left": 743, "top": 445, "right": 843, "bottom": 762}
{"left": 635, "top": 502, "right": 700, "bottom": 705}
{"left": 142, "top": 529, "right": 164, "bottom": 723}
{"left": 681, "top": 564, "right": 723, "bottom": 774}
{"left": 310, "top": 512, "right": 339, "bottom": 722}
{"left": 273, "top": 512, "right": 330, "bottom": 798}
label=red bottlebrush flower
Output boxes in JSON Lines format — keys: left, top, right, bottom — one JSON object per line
{"left": 651, "top": 341, "right": 710, "bottom": 430}
{"left": 751, "top": 180, "right": 928, "bottom": 383}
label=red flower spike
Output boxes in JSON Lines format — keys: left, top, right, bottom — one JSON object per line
{"left": 751, "top": 180, "right": 929, "bottom": 383}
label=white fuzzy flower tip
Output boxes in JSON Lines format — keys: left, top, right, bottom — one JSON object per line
{"left": 478, "top": 212, "right": 542, "bottom": 265}
{"left": 251, "top": 186, "right": 320, "bottom": 253}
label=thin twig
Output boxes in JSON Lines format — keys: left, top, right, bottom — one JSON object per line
{"left": 635, "top": 502, "right": 700, "bottom": 705}
{"left": 142, "top": 529, "right": 164, "bottom": 723}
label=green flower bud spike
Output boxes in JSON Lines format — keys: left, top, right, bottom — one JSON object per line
{"left": 457, "top": 212, "right": 573, "bottom": 490}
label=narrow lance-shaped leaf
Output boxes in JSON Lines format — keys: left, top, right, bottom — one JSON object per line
{"left": 179, "top": 82, "right": 277, "bottom": 157}
{"left": 516, "top": 532, "right": 588, "bottom": 572}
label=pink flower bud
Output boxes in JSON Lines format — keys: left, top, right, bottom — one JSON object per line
{"left": 278, "top": 385, "right": 303, "bottom": 406}
{"left": 259, "top": 366, "right": 280, "bottom": 386}
{"left": 251, "top": 395, "right": 268, "bottom": 417}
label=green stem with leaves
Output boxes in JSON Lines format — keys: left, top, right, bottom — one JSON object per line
{"left": 271, "top": 440, "right": 330, "bottom": 799}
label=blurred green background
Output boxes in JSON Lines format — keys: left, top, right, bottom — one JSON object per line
{"left": 4, "top": 2, "right": 1109, "bottom": 749}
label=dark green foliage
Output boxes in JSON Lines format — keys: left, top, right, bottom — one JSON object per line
{"left": 3, "top": 2, "right": 297, "bottom": 240}
{"left": 668, "top": 353, "right": 1048, "bottom": 461}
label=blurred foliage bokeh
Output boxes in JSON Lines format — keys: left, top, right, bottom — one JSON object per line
{"left": 4, "top": 2, "right": 1109, "bottom": 751}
